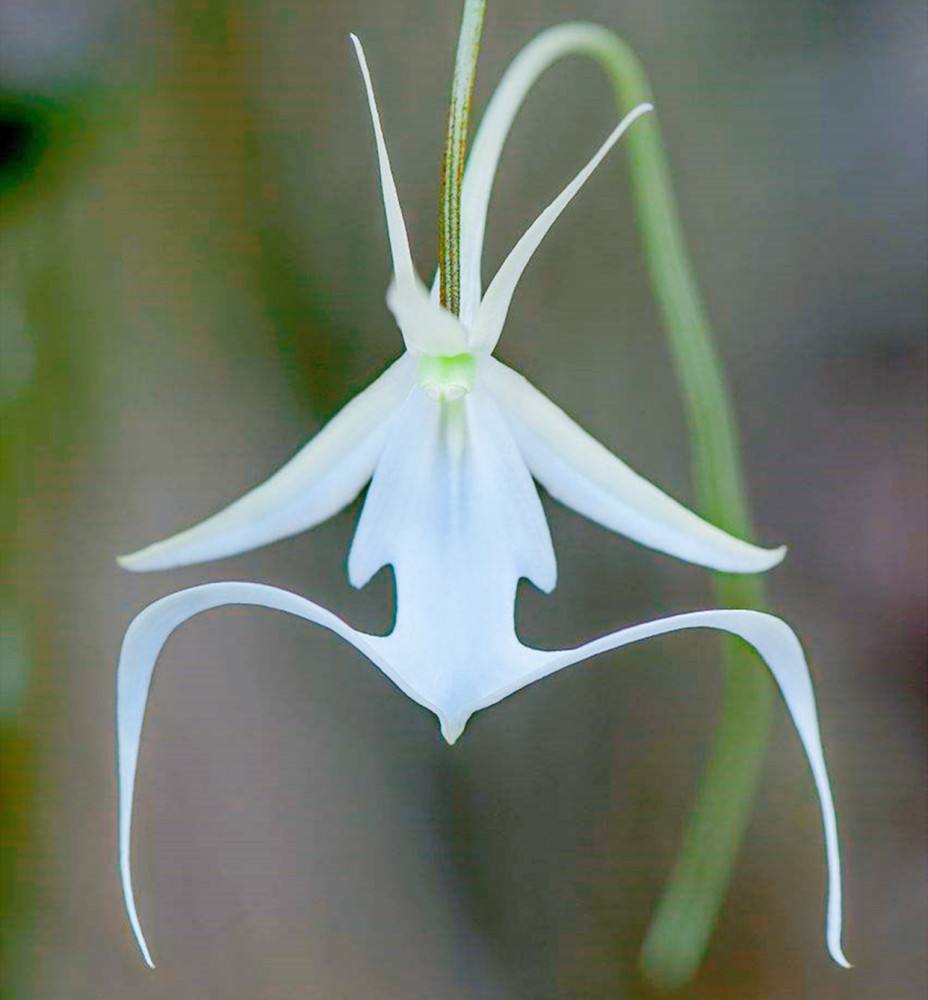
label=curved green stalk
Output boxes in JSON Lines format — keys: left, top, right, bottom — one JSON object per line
{"left": 439, "top": 0, "right": 486, "bottom": 315}
{"left": 505, "top": 23, "right": 774, "bottom": 989}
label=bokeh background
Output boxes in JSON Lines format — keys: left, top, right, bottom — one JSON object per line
{"left": 2, "top": 1, "right": 925, "bottom": 998}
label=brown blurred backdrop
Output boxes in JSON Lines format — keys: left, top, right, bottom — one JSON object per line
{"left": 2, "top": 1, "right": 926, "bottom": 998}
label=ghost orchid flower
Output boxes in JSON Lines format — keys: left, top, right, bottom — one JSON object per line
{"left": 115, "top": 35, "right": 846, "bottom": 971}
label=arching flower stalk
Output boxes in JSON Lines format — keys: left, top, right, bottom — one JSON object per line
{"left": 115, "top": 32, "right": 847, "bottom": 975}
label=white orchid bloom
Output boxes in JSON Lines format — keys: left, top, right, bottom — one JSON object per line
{"left": 116, "top": 35, "right": 846, "bottom": 971}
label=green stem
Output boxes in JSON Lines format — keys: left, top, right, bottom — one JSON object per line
{"left": 439, "top": 0, "right": 486, "bottom": 315}
{"left": 512, "top": 23, "right": 773, "bottom": 988}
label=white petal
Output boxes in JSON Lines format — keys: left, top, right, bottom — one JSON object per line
{"left": 116, "top": 581, "right": 414, "bottom": 967}
{"left": 486, "top": 359, "right": 785, "bottom": 574}
{"left": 386, "top": 276, "right": 469, "bottom": 356}
{"left": 349, "top": 386, "right": 554, "bottom": 738}
{"left": 479, "top": 609, "right": 848, "bottom": 969}
{"left": 119, "top": 355, "right": 414, "bottom": 572}
{"left": 473, "top": 103, "right": 652, "bottom": 352}
{"left": 350, "top": 34, "right": 415, "bottom": 286}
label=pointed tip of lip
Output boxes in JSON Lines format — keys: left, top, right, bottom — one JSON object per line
{"left": 440, "top": 716, "right": 469, "bottom": 745}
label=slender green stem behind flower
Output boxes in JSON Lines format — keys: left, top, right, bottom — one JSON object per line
{"left": 439, "top": 0, "right": 486, "bottom": 315}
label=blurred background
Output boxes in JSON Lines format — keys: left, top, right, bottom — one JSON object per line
{"left": 2, "top": 0, "right": 925, "bottom": 997}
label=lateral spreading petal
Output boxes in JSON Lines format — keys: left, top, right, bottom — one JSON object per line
{"left": 119, "top": 355, "right": 414, "bottom": 572}
{"left": 486, "top": 358, "right": 784, "bottom": 573}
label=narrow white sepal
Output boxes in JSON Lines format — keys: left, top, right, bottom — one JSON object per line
{"left": 475, "top": 609, "right": 848, "bottom": 969}
{"left": 486, "top": 359, "right": 785, "bottom": 573}
{"left": 118, "top": 355, "right": 414, "bottom": 572}
{"left": 350, "top": 34, "right": 416, "bottom": 287}
{"left": 473, "top": 103, "right": 653, "bottom": 352}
